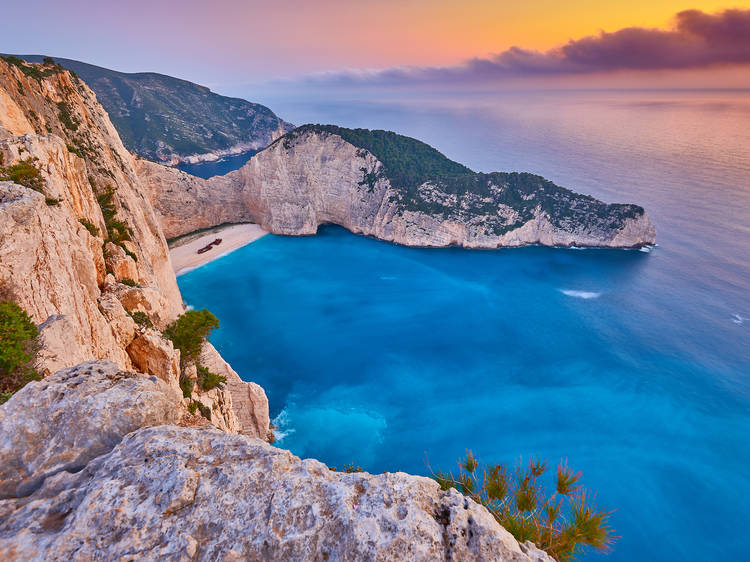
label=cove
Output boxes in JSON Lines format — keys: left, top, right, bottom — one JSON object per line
{"left": 179, "top": 224, "right": 750, "bottom": 562}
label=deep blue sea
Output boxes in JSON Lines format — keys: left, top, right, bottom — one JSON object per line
{"left": 175, "top": 150, "right": 257, "bottom": 178}
{"left": 178, "top": 90, "right": 750, "bottom": 561}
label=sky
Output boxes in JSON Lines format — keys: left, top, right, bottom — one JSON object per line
{"left": 2, "top": 1, "right": 749, "bottom": 95}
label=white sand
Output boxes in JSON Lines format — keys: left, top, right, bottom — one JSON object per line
{"left": 169, "top": 223, "right": 268, "bottom": 276}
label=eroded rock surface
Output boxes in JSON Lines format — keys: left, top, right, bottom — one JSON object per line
{"left": 126, "top": 329, "right": 181, "bottom": 387}
{"left": 0, "top": 181, "right": 132, "bottom": 370}
{"left": 201, "top": 342, "right": 270, "bottom": 440}
{"left": 0, "top": 363, "right": 552, "bottom": 561}
{"left": 0, "top": 361, "right": 181, "bottom": 500}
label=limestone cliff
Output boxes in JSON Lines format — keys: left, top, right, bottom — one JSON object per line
{"left": 0, "top": 57, "right": 268, "bottom": 439}
{"left": 0, "top": 361, "right": 552, "bottom": 561}
{"left": 138, "top": 126, "right": 656, "bottom": 248}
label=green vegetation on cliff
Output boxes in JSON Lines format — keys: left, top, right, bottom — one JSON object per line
{"left": 0, "top": 56, "right": 66, "bottom": 82}
{"left": 14, "top": 55, "right": 294, "bottom": 162}
{"left": 0, "top": 157, "right": 45, "bottom": 194}
{"left": 96, "top": 185, "right": 131, "bottom": 244}
{"left": 284, "top": 124, "right": 472, "bottom": 189}
{"left": 0, "top": 290, "right": 40, "bottom": 404}
{"left": 164, "top": 309, "right": 226, "bottom": 407}
{"left": 282, "top": 125, "right": 645, "bottom": 237}
{"left": 164, "top": 309, "right": 219, "bottom": 367}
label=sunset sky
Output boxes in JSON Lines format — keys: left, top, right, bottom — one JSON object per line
{"left": 3, "top": 1, "right": 749, "bottom": 94}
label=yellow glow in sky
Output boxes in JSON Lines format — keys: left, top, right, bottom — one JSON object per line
{"left": 323, "top": 0, "right": 744, "bottom": 68}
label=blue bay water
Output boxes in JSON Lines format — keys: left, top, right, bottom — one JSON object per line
{"left": 178, "top": 90, "right": 750, "bottom": 561}
{"left": 175, "top": 150, "right": 257, "bottom": 178}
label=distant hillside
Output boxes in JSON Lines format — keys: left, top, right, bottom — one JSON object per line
{"left": 16, "top": 55, "right": 294, "bottom": 164}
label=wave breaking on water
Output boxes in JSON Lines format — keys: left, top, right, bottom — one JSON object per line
{"left": 560, "top": 289, "right": 601, "bottom": 299}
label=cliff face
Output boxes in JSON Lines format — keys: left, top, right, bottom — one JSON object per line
{"left": 134, "top": 156, "right": 256, "bottom": 239}
{"left": 138, "top": 127, "right": 656, "bottom": 248}
{"left": 0, "top": 361, "right": 552, "bottom": 561}
{"left": 0, "top": 58, "right": 268, "bottom": 438}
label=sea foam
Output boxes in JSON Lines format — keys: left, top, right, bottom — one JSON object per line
{"left": 560, "top": 289, "right": 601, "bottom": 299}
{"left": 271, "top": 408, "right": 295, "bottom": 441}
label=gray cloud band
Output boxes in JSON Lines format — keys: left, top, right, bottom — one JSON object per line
{"left": 306, "top": 9, "right": 750, "bottom": 86}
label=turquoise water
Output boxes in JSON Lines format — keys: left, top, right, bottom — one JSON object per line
{"left": 176, "top": 150, "right": 257, "bottom": 178}
{"left": 178, "top": 90, "right": 750, "bottom": 561}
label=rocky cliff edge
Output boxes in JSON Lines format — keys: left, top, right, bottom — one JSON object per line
{"left": 0, "top": 361, "right": 552, "bottom": 561}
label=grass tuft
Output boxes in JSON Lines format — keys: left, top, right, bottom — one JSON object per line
{"left": 430, "top": 455, "right": 616, "bottom": 561}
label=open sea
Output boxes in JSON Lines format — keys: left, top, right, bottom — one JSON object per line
{"left": 177, "top": 90, "right": 750, "bottom": 561}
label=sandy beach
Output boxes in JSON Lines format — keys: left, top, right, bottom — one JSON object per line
{"left": 169, "top": 223, "right": 268, "bottom": 275}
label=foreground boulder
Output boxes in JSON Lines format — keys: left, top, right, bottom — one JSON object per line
{"left": 0, "top": 426, "right": 551, "bottom": 561}
{"left": 0, "top": 360, "right": 552, "bottom": 561}
{"left": 0, "top": 361, "right": 181, "bottom": 500}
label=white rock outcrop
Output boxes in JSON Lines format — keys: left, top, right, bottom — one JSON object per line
{"left": 0, "top": 361, "right": 553, "bottom": 561}
{"left": 137, "top": 128, "right": 656, "bottom": 248}
{"left": 0, "top": 361, "right": 182, "bottom": 500}
{"left": 201, "top": 342, "right": 271, "bottom": 440}
{"left": 126, "top": 328, "right": 181, "bottom": 387}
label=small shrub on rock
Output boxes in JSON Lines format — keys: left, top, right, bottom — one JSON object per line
{"left": 66, "top": 143, "right": 83, "bottom": 158}
{"left": 197, "top": 364, "right": 226, "bottom": 391}
{"left": 197, "top": 402, "right": 211, "bottom": 420}
{"left": 56, "top": 100, "right": 79, "bottom": 131}
{"left": 96, "top": 185, "right": 132, "bottom": 244}
{"left": 179, "top": 375, "right": 194, "bottom": 398}
{"left": 79, "top": 218, "right": 99, "bottom": 236}
{"left": 186, "top": 399, "right": 211, "bottom": 420}
{"left": 120, "top": 278, "right": 138, "bottom": 287}
{"left": 432, "top": 452, "right": 615, "bottom": 561}
{"left": 328, "top": 463, "right": 364, "bottom": 473}
{"left": 128, "top": 310, "right": 152, "bottom": 328}
{"left": 119, "top": 243, "right": 138, "bottom": 263}
{"left": 0, "top": 299, "right": 40, "bottom": 403}
{"left": 0, "top": 158, "right": 45, "bottom": 193}
{"left": 164, "top": 309, "right": 219, "bottom": 367}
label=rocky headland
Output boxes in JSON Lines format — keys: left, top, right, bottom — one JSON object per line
{"left": 0, "top": 361, "right": 552, "bottom": 561}
{"left": 137, "top": 125, "right": 656, "bottom": 248}
{"left": 0, "top": 56, "right": 268, "bottom": 435}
